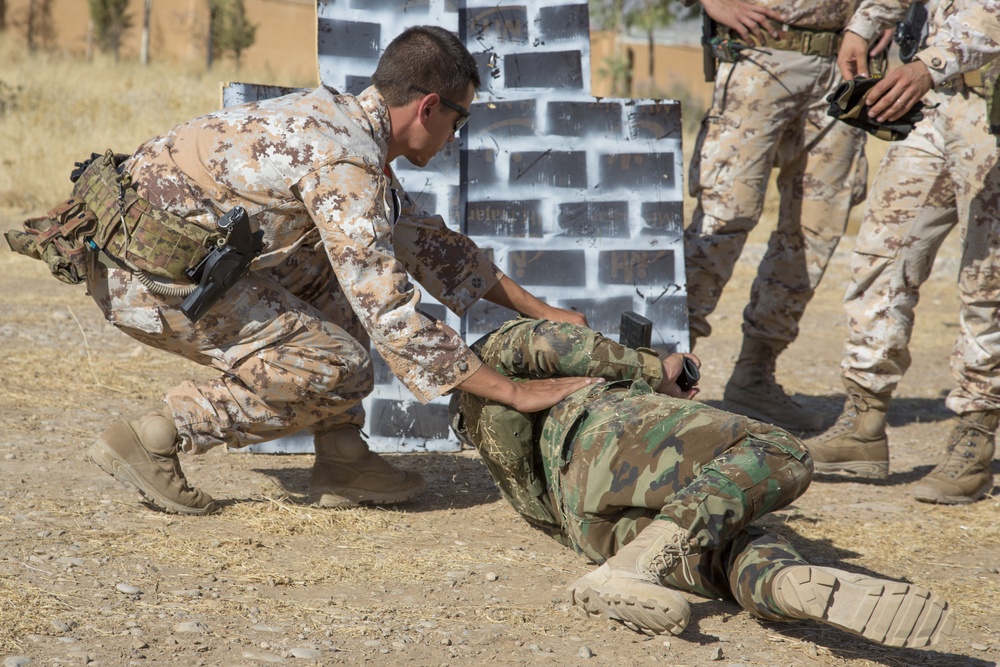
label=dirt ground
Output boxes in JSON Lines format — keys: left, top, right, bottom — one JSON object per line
{"left": 1, "top": 209, "right": 998, "bottom": 667}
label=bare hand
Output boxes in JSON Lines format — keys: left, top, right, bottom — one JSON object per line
{"left": 870, "top": 28, "right": 894, "bottom": 58}
{"left": 866, "top": 60, "right": 933, "bottom": 122}
{"left": 701, "top": 0, "right": 785, "bottom": 44}
{"left": 509, "top": 376, "right": 604, "bottom": 413}
{"left": 539, "top": 304, "right": 588, "bottom": 327}
{"left": 838, "top": 30, "right": 870, "bottom": 79}
{"left": 657, "top": 353, "right": 701, "bottom": 400}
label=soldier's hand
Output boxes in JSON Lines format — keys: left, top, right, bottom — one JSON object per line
{"left": 509, "top": 377, "right": 605, "bottom": 413}
{"left": 838, "top": 30, "right": 870, "bottom": 80}
{"left": 869, "top": 28, "right": 894, "bottom": 59}
{"left": 866, "top": 60, "right": 934, "bottom": 122}
{"left": 701, "top": 0, "right": 784, "bottom": 44}
{"left": 457, "top": 363, "right": 604, "bottom": 413}
{"left": 658, "top": 353, "right": 701, "bottom": 400}
{"left": 540, "top": 305, "right": 589, "bottom": 327}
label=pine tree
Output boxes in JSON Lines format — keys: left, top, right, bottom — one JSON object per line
{"left": 209, "top": 0, "right": 256, "bottom": 72}
{"left": 88, "top": 0, "right": 131, "bottom": 63}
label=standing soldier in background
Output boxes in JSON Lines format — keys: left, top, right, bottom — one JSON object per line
{"left": 685, "top": 0, "right": 882, "bottom": 432}
{"left": 807, "top": 0, "right": 1000, "bottom": 505}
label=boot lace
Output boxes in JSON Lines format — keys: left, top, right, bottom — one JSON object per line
{"left": 644, "top": 535, "right": 695, "bottom": 587}
{"left": 931, "top": 417, "right": 994, "bottom": 479}
{"left": 813, "top": 392, "right": 865, "bottom": 441}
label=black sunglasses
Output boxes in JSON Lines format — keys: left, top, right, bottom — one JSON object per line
{"left": 411, "top": 85, "right": 471, "bottom": 133}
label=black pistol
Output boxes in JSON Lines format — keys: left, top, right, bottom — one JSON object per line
{"left": 894, "top": 2, "right": 928, "bottom": 64}
{"left": 180, "top": 206, "right": 263, "bottom": 322}
{"left": 702, "top": 12, "right": 718, "bottom": 82}
{"left": 619, "top": 311, "right": 700, "bottom": 392}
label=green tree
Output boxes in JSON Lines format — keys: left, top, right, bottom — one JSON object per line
{"left": 209, "top": 0, "right": 256, "bottom": 72}
{"left": 88, "top": 0, "right": 131, "bottom": 63}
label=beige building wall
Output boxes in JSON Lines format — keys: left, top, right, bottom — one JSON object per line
{"left": 590, "top": 30, "right": 714, "bottom": 113}
{"left": 4, "top": 0, "right": 319, "bottom": 85}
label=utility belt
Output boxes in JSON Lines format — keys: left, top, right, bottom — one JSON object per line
{"left": 936, "top": 66, "right": 1000, "bottom": 135}
{"left": 5, "top": 150, "right": 263, "bottom": 321}
{"left": 717, "top": 24, "right": 843, "bottom": 58}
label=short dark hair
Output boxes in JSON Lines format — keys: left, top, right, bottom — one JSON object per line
{"left": 372, "top": 26, "right": 481, "bottom": 108}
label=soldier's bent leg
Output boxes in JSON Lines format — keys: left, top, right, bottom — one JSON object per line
{"left": 87, "top": 406, "right": 217, "bottom": 516}
{"left": 655, "top": 425, "right": 812, "bottom": 551}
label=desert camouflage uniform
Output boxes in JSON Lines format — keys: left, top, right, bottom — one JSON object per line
{"left": 455, "top": 319, "right": 814, "bottom": 621}
{"left": 685, "top": 0, "right": 868, "bottom": 348}
{"left": 86, "top": 85, "right": 500, "bottom": 453}
{"left": 841, "top": 0, "right": 1000, "bottom": 413}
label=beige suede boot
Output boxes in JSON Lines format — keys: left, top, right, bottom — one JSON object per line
{"left": 308, "top": 426, "right": 425, "bottom": 507}
{"left": 723, "top": 337, "right": 823, "bottom": 432}
{"left": 568, "top": 519, "right": 693, "bottom": 636}
{"left": 912, "top": 411, "right": 998, "bottom": 505}
{"left": 769, "top": 565, "right": 954, "bottom": 647}
{"left": 805, "top": 379, "right": 891, "bottom": 480}
{"left": 87, "top": 407, "right": 216, "bottom": 516}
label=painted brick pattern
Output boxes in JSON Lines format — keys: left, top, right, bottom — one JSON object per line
{"left": 232, "top": 0, "right": 687, "bottom": 454}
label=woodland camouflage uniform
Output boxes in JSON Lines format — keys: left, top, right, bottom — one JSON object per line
{"left": 453, "top": 319, "right": 954, "bottom": 645}
{"left": 685, "top": 0, "right": 869, "bottom": 431}
{"left": 454, "top": 318, "right": 815, "bottom": 619}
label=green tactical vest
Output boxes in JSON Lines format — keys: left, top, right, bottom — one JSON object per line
{"left": 5, "top": 150, "right": 223, "bottom": 284}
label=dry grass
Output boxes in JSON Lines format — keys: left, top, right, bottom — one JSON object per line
{"left": 0, "top": 34, "right": 313, "bottom": 212}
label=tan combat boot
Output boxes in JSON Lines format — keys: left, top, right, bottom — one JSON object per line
{"left": 768, "top": 565, "right": 954, "bottom": 647}
{"left": 568, "top": 519, "right": 693, "bottom": 636}
{"left": 308, "top": 426, "right": 425, "bottom": 507}
{"left": 912, "top": 411, "right": 999, "bottom": 505}
{"left": 723, "top": 337, "right": 823, "bottom": 432}
{"left": 87, "top": 407, "right": 217, "bottom": 515}
{"left": 805, "top": 379, "right": 891, "bottom": 480}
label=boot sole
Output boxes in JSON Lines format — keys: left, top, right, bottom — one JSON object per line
{"left": 307, "top": 479, "right": 426, "bottom": 508}
{"left": 774, "top": 566, "right": 954, "bottom": 647}
{"left": 721, "top": 395, "right": 823, "bottom": 432}
{"left": 814, "top": 460, "right": 889, "bottom": 480}
{"left": 87, "top": 439, "right": 217, "bottom": 517}
{"left": 568, "top": 578, "right": 689, "bottom": 636}
{"left": 912, "top": 481, "right": 990, "bottom": 505}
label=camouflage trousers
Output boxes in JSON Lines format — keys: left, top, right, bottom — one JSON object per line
{"left": 842, "top": 88, "right": 1000, "bottom": 413}
{"left": 685, "top": 48, "right": 867, "bottom": 348}
{"left": 542, "top": 380, "right": 814, "bottom": 620}
{"left": 86, "top": 241, "right": 372, "bottom": 453}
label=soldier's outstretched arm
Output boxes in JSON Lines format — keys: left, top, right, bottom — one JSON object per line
{"left": 456, "top": 363, "right": 603, "bottom": 413}
{"left": 483, "top": 275, "right": 588, "bottom": 327}
{"left": 477, "top": 318, "right": 699, "bottom": 399}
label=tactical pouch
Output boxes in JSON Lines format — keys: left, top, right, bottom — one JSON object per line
{"left": 4, "top": 197, "right": 99, "bottom": 284}
{"left": 6, "top": 150, "right": 224, "bottom": 285}
{"left": 72, "top": 150, "right": 222, "bottom": 280}
{"left": 827, "top": 77, "right": 925, "bottom": 141}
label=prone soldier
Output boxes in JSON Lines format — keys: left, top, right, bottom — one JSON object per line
{"left": 450, "top": 318, "right": 954, "bottom": 645}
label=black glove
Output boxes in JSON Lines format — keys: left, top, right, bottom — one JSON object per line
{"left": 827, "top": 76, "right": 925, "bottom": 141}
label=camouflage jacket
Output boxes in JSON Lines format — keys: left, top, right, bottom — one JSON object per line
{"left": 457, "top": 319, "right": 666, "bottom": 544}
{"left": 122, "top": 85, "right": 500, "bottom": 403}
{"left": 684, "top": 1, "right": 863, "bottom": 32}
{"left": 848, "top": 0, "right": 1000, "bottom": 87}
